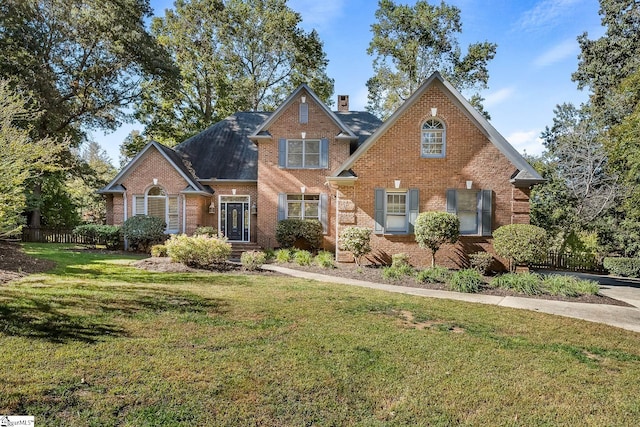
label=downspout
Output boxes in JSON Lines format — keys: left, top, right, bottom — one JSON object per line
{"left": 335, "top": 189, "right": 340, "bottom": 263}
{"left": 182, "top": 195, "right": 187, "bottom": 234}
{"left": 123, "top": 192, "right": 128, "bottom": 250}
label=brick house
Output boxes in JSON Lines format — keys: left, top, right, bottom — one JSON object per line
{"left": 101, "top": 72, "right": 543, "bottom": 267}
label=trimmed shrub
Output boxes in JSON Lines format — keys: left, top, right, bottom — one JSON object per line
{"left": 122, "top": 216, "right": 166, "bottom": 252}
{"left": 193, "top": 226, "right": 218, "bottom": 237}
{"left": 275, "top": 248, "right": 293, "bottom": 263}
{"left": 241, "top": 250, "right": 267, "bottom": 271}
{"left": 416, "top": 266, "right": 452, "bottom": 284}
{"left": 392, "top": 253, "right": 411, "bottom": 268}
{"left": 469, "top": 252, "right": 494, "bottom": 275}
{"left": 73, "top": 224, "right": 122, "bottom": 249}
{"left": 492, "top": 272, "right": 543, "bottom": 295}
{"left": 414, "top": 212, "right": 460, "bottom": 267}
{"left": 382, "top": 264, "right": 414, "bottom": 281}
{"left": 338, "top": 227, "right": 372, "bottom": 266}
{"left": 315, "top": 251, "right": 336, "bottom": 269}
{"left": 275, "top": 219, "right": 323, "bottom": 250}
{"left": 150, "top": 244, "right": 167, "bottom": 257}
{"left": 493, "top": 224, "right": 548, "bottom": 271}
{"left": 542, "top": 274, "right": 600, "bottom": 297}
{"left": 165, "top": 234, "right": 231, "bottom": 269}
{"left": 294, "top": 250, "right": 313, "bottom": 266}
{"left": 603, "top": 257, "right": 640, "bottom": 278}
{"left": 449, "top": 269, "right": 483, "bottom": 293}
{"left": 263, "top": 248, "right": 276, "bottom": 262}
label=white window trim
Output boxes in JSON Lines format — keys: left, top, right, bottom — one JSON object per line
{"left": 384, "top": 191, "right": 408, "bottom": 234}
{"left": 132, "top": 187, "right": 180, "bottom": 234}
{"left": 421, "top": 119, "right": 446, "bottom": 158}
{"left": 285, "top": 194, "right": 321, "bottom": 221}
{"left": 286, "top": 139, "right": 322, "bottom": 169}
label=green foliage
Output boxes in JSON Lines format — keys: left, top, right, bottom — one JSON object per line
{"left": 382, "top": 264, "right": 414, "bottom": 281}
{"left": 468, "top": 252, "right": 494, "bottom": 275}
{"left": 414, "top": 212, "right": 460, "bottom": 267}
{"left": 275, "top": 219, "right": 323, "bottom": 250}
{"left": 542, "top": 275, "right": 600, "bottom": 297}
{"left": 193, "top": 226, "right": 218, "bottom": 237}
{"left": 339, "top": 226, "right": 372, "bottom": 266}
{"left": 492, "top": 273, "right": 543, "bottom": 296}
{"left": 165, "top": 234, "right": 231, "bottom": 268}
{"left": 314, "top": 251, "right": 335, "bottom": 269}
{"left": 275, "top": 249, "right": 293, "bottom": 264}
{"left": 122, "top": 216, "right": 166, "bottom": 252}
{"left": 294, "top": 250, "right": 313, "bottom": 266}
{"left": 493, "top": 224, "right": 548, "bottom": 271}
{"left": 263, "top": 248, "right": 276, "bottom": 262}
{"left": 416, "top": 266, "right": 452, "bottom": 284}
{"left": 391, "top": 253, "right": 411, "bottom": 268}
{"left": 366, "top": 0, "right": 496, "bottom": 119}
{"left": 603, "top": 258, "right": 640, "bottom": 278}
{"left": 73, "top": 224, "right": 122, "bottom": 249}
{"left": 150, "top": 244, "right": 168, "bottom": 258}
{"left": 240, "top": 250, "right": 267, "bottom": 271}
{"left": 448, "top": 269, "right": 483, "bottom": 293}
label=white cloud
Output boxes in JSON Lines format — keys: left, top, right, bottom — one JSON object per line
{"left": 506, "top": 130, "right": 545, "bottom": 156}
{"left": 534, "top": 38, "right": 579, "bottom": 68}
{"left": 484, "top": 86, "right": 516, "bottom": 107}
{"left": 287, "top": 0, "right": 345, "bottom": 30}
{"left": 515, "top": 0, "right": 583, "bottom": 32}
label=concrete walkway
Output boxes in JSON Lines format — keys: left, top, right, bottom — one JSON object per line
{"left": 262, "top": 265, "right": 640, "bottom": 333}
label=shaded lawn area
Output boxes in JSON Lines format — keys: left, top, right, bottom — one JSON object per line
{"left": 1, "top": 244, "right": 640, "bottom": 426}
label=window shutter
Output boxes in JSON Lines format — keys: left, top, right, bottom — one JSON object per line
{"left": 320, "top": 138, "right": 329, "bottom": 168}
{"left": 320, "top": 193, "right": 328, "bottom": 234}
{"left": 481, "top": 189, "right": 492, "bottom": 236}
{"left": 446, "top": 189, "right": 457, "bottom": 214}
{"left": 408, "top": 188, "right": 419, "bottom": 233}
{"left": 277, "top": 193, "right": 286, "bottom": 221}
{"left": 374, "top": 188, "right": 385, "bottom": 234}
{"left": 299, "top": 103, "right": 309, "bottom": 123}
{"left": 278, "top": 138, "right": 286, "bottom": 167}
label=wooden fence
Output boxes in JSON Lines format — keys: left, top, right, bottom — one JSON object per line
{"left": 22, "top": 228, "right": 91, "bottom": 244}
{"left": 530, "top": 251, "right": 604, "bottom": 273}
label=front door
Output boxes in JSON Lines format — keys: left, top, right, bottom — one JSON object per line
{"left": 225, "top": 203, "right": 244, "bottom": 241}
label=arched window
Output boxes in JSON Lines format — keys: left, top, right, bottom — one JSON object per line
{"left": 133, "top": 186, "right": 179, "bottom": 233}
{"left": 421, "top": 119, "right": 445, "bottom": 158}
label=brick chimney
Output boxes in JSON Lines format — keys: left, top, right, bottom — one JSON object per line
{"left": 338, "top": 95, "right": 349, "bottom": 112}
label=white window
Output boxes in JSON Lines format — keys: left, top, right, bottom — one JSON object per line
{"left": 286, "top": 194, "right": 320, "bottom": 220}
{"left": 385, "top": 192, "right": 407, "bottom": 232}
{"left": 287, "top": 139, "right": 320, "bottom": 168}
{"left": 374, "top": 188, "right": 419, "bottom": 235}
{"left": 421, "top": 119, "right": 445, "bottom": 158}
{"left": 132, "top": 186, "right": 179, "bottom": 233}
{"left": 446, "top": 189, "right": 493, "bottom": 236}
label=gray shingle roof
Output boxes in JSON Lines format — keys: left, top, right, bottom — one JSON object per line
{"left": 334, "top": 111, "right": 383, "bottom": 153}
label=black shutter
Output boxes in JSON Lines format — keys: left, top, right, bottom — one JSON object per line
{"left": 481, "top": 189, "right": 492, "bottom": 236}
{"left": 374, "top": 188, "right": 385, "bottom": 234}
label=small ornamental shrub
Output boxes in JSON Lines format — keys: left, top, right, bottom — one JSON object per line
{"left": 122, "top": 215, "right": 166, "bottom": 252}
{"left": 382, "top": 264, "right": 414, "bottom": 281}
{"left": 165, "top": 234, "right": 231, "bottom": 268}
{"left": 339, "top": 227, "right": 372, "bottom": 266}
{"left": 414, "top": 212, "right": 460, "bottom": 267}
{"left": 449, "top": 269, "right": 483, "bottom": 293}
{"left": 241, "top": 250, "right": 267, "bottom": 271}
{"left": 492, "top": 272, "right": 543, "bottom": 295}
{"left": 275, "top": 248, "right": 293, "bottom": 263}
{"left": 150, "top": 244, "right": 167, "bottom": 257}
{"left": 391, "top": 253, "right": 411, "bottom": 268}
{"left": 275, "top": 219, "right": 323, "bottom": 250}
{"left": 603, "top": 257, "right": 640, "bottom": 278}
{"left": 469, "top": 252, "right": 494, "bottom": 275}
{"left": 416, "top": 266, "right": 452, "bottom": 284}
{"left": 193, "top": 226, "right": 218, "bottom": 237}
{"left": 542, "top": 274, "right": 600, "bottom": 297}
{"left": 73, "top": 224, "right": 122, "bottom": 249}
{"left": 493, "top": 224, "right": 548, "bottom": 271}
{"left": 263, "top": 248, "right": 275, "bottom": 262}
{"left": 314, "top": 251, "right": 335, "bottom": 269}
{"left": 294, "top": 250, "right": 313, "bottom": 266}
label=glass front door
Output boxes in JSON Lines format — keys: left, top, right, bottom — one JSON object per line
{"left": 219, "top": 196, "right": 250, "bottom": 241}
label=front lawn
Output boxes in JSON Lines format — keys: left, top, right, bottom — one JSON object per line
{"left": 1, "top": 244, "right": 639, "bottom": 425}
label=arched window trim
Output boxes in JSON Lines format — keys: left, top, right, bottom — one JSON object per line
{"left": 134, "top": 185, "right": 180, "bottom": 233}
{"left": 421, "top": 118, "right": 446, "bottom": 158}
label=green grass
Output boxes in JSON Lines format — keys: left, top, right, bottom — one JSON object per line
{"left": 2, "top": 244, "right": 640, "bottom": 425}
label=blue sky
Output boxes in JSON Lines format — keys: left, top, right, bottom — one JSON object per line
{"left": 95, "top": 0, "right": 604, "bottom": 164}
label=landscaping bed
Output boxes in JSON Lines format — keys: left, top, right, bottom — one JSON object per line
{"left": 0, "top": 241, "right": 55, "bottom": 284}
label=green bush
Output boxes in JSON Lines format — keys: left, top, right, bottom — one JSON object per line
{"left": 416, "top": 266, "right": 452, "bottom": 284}
{"left": 263, "top": 248, "right": 276, "bottom": 261}
{"left": 294, "top": 250, "right": 313, "bottom": 266}
{"left": 193, "top": 226, "right": 218, "bottom": 237}
{"left": 542, "top": 274, "right": 600, "bottom": 297}
{"left": 150, "top": 244, "right": 167, "bottom": 257}
{"left": 391, "top": 253, "right": 411, "bottom": 268}
{"left": 469, "top": 252, "right": 494, "bottom": 274}
{"left": 73, "top": 224, "right": 122, "bottom": 249}
{"left": 603, "top": 257, "right": 640, "bottom": 277}
{"left": 275, "top": 219, "right": 323, "bottom": 250}
{"left": 449, "top": 269, "right": 483, "bottom": 293}
{"left": 241, "top": 250, "right": 267, "bottom": 271}
{"left": 414, "top": 212, "right": 460, "bottom": 267}
{"left": 493, "top": 224, "right": 548, "bottom": 271}
{"left": 165, "top": 234, "right": 231, "bottom": 268}
{"left": 314, "top": 251, "right": 335, "bottom": 269}
{"left": 492, "top": 272, "right": 543, "bottom": 295}
{"left": 275, "top": 248, "right": 293, "bottom": 263}
{"left": 382, "top": 264, "right": 414, "bottom": 281}
{"left": 338, "top": 226, "right": 372, "bottom": 266}
{"left": 122, "top": 216, "right": 166, "bottom": 252}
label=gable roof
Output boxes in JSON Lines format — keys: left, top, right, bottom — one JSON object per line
{"left": 99, "top": 141, "right": 212, "bottom": 195}
{"left": 332, "top": 72, "right": 544, "bottom": 186}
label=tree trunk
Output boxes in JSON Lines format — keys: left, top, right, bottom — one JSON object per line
{"left": 29, "top": 181, "right": 42, "bottom": 228}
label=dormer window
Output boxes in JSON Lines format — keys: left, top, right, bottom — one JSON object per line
{"left": 421, "top": 119, "right": 445, "bottom": 158}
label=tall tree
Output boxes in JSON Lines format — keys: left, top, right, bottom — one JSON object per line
{"left": 0, "top": 0, "right": 178, "bottom": 226}
{"left": 366, "top": 0, "right": 496, "bottom": 119}
{"left": 136, "top": 0, "right": 334, "bottom": 146}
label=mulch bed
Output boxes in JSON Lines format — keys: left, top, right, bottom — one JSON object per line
{"left": 0, "top": 241, "right": 56, "bottom": 285}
